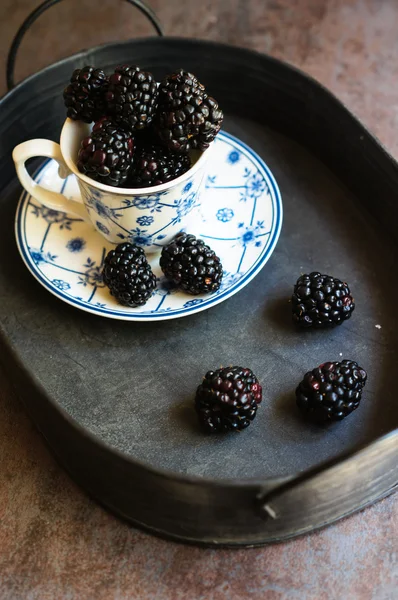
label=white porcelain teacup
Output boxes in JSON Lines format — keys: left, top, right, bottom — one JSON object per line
{"left": 12, "top": 119, "right": 210, "bottom": 253}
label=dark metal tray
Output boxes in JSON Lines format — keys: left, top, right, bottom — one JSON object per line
{"left": 1, "top": 17, "right": 398, "bottom": 545}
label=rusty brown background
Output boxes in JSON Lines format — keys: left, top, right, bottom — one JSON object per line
{"left": 1, "top": 1, "right": 398, "bottom": 598}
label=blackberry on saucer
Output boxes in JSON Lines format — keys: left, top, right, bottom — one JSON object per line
{"left": 76, "top": 118, "right": 134, "bottom": 187}
{"left": 160, "top": 233, "right": 223, "bottom": 294}
{"left": 195, "top": 366, "right": 263, "bottom": 433}
{"left": 292, "top": 272, "right": 355, "bottom": 328}
{"left": 296, "top": 360, "right": 367, "bottom": 422}
{"left": 63, "top": 66, "right": 108, "bottom": 122}
{"left": 106, "top": 65, "right": 159, "bottom": 131}
{"left": 155, "top": 69, "right": 224, "bottom": 152}
{"left": 103, "top": 243, "right": 156, "bottom": 307}
{"left": 128, "top": 144, "right": 191, "bottom": 188}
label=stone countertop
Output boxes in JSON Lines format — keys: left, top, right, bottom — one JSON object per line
{"left": 0, "top": 1, "right": 397, "bottom": 598}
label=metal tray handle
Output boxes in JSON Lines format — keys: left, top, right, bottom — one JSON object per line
{"left": 256, "top": 429, "right": 398, "bottom": 527}
{"left": 6, "top": 0, "right": 164, "bottom": 91}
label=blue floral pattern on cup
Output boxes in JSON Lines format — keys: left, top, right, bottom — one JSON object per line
{"left": 16, "top": 131, "right": 282, "bottom": 320}
{"left": 96, "top": 221, "right": 110, "bottom": 235}
{"left": 136, "top": 215, "right": 154, "bottom": 227}
{"left": 78, "top": 170, "right": 202, "bottom": 252}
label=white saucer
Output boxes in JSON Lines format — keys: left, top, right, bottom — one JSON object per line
{"left": 15, "top": 131, "right": 282, "bottom": 321}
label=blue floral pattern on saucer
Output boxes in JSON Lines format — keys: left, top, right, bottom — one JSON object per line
{"left": 15, "top": 131, "right": 282, "bottom": 321}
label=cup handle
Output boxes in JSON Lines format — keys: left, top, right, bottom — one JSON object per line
{"left": 12, "top": 139, "right": 90, "bottom": 222}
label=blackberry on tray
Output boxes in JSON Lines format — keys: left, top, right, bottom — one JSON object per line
{"left": 76, "top": 118, "right": 134, "bottom": 187}
{"left": 103, "top": 243, "right": 156, "bottom": 307}
{"left": 160, "top": 232, "right": 223, "bottom": 294}
{"left": 106, "top": 65, "right": 159, "bottom": 132}
{"left": 195, "top": 366, "right": 263, "bottom": 433}
{"left": 155, "top": 70, "right": 223, "bottom": 152}
{"left": 63, "top": 65, "right": 108, "bottom": 123}
{"left": 292, "top": 272, "right": 355, "bottom": 328}
{"left": 296, "top": 360, "right": 367, "bottom": 422}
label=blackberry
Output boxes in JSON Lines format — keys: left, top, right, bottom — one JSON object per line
{"left": 63, "top": 66, "right": 108, "bottom": 123}
{"left": 292, "top": 272, "right": 355, "bottom": 328}
{"left": 155, "top": 70, "right": 223, "bottom": 152}
{"left": 160, "top": 233, "right": 223, "bottom": 294}
{"left": 106, "top": 65, "right": 159, "bottom": 131}
{"left": 77, "top": 118, "right": 134, "bottom": 187}
{"left": 296, "top": 360, "right": 367, "bottom": 422}
{"left": 103, "top": 243, "right": 156, "bottom": 307}
{"left": 195, "top": 366, "right": 263, "bottom": 433}
{"left": 128, "top": 144, "right": 191, "bottom": 187}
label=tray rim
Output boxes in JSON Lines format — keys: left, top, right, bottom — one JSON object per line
{"left": 1, "top": 36, "right": 398, "bottom": 545}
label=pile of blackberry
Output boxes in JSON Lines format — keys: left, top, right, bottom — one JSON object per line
{"left": 100, "top": 238, "right": 367, "bottom": 432}
{"left": 103, "top": 234, "right": 223, "bottom": 307}
{"left": 289, "top": 270, "right": 367, "bottom": 424}
{"left": 63, "top": 64, "right": 223, "bottom": 188}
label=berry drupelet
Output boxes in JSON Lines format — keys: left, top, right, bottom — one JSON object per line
{"left": 103, "top": 243, "right": 156, "bottom": 307}
{"left": 155, "top": 69, "right": 223, "bottom": 152}
{"left": 76, "top": 118, "right": 134, "bottom": 187}
{"left": 292, "top": 272, "right": 355, "bottom": 328}
{"left": 296, "top": 360, "right": 367, "bottom": 422}
{"left": 128, "top": 144, "right": 191, "bottom": 187}
{"left": 106, "top": 65, "right": 159, "bottom": 132}
{"left": 195, "top": 366, "right": 263, "bottom": 433}
{"left": 160, "top": 233, "right": 223, "bottom": 294}
{"left": 63, "top": 66, "right": 108, "bottom": 122}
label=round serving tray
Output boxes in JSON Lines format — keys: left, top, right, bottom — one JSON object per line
{"left": 1, "top": 32, "right": 398, "bottom": 545}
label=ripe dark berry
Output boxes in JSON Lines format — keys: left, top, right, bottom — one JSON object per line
{"left": 195, "top": 366, "right": 262, "bottom": 432}
{"left": 160, "top": 233, "right": 223, "bottom": 294}
{"left": 63, "top": 66, "right": 108, "bottom": 122}
{"left": 292, "top": 272, "right": 355, "bottom": 328}
{"left": 77, "top": 118, "right": 134, "bottom": 187}
{"left": 296, "top": 360, "right": 367, "bottom": 422}
{"left": 106, "top": 65, "right": 159, "bottom": 132}
{"left": 155, "top": 70, "right": 223, "bottom": 152}
{"left": 128, "top": 144, "right": 191, "bottom": 187}
{"left": 103, "top": 243, "right": 156, "bottom": 307}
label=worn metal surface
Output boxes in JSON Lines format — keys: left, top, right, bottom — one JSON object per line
{"left": 0, "top": 0, "right": 398, "bottom": 598}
